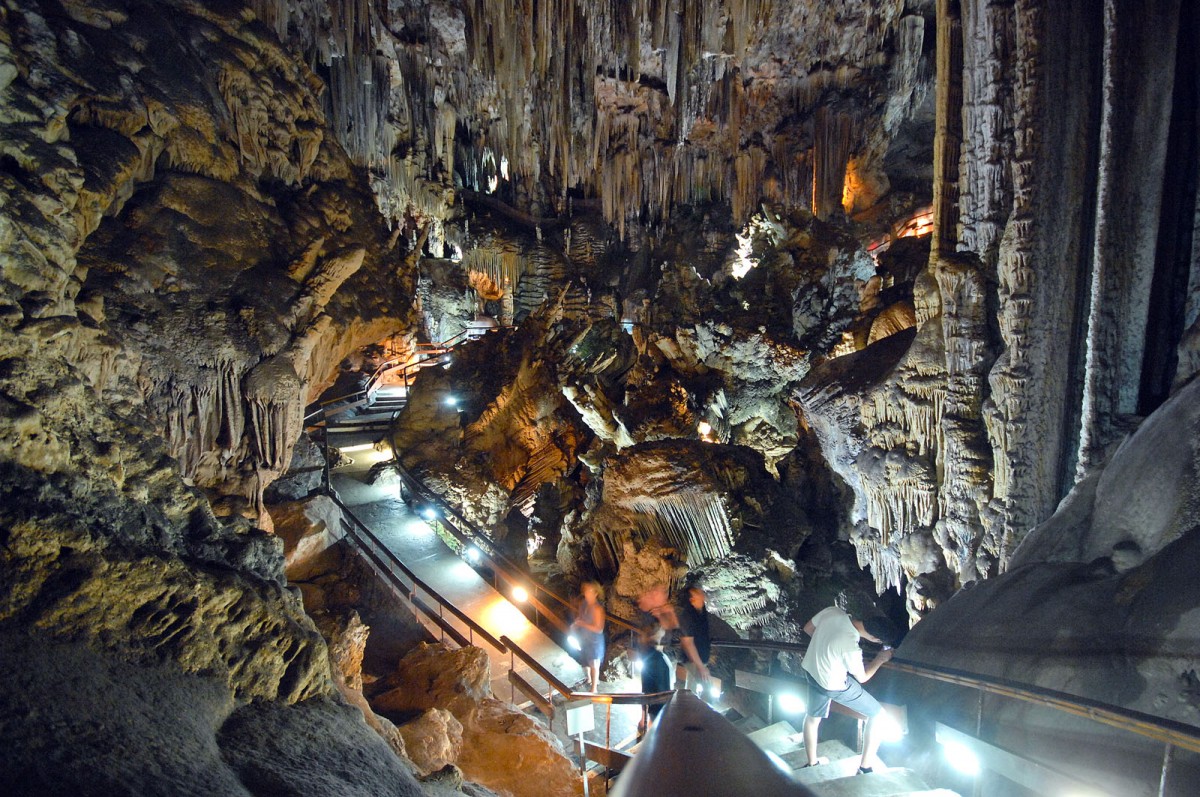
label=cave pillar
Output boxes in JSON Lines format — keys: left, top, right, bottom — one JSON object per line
{"left": 1077, "top": 0, "right": 1185, "bottom": 473}
{"left": 930, "top": 0, "right": 963, "bottom": 258}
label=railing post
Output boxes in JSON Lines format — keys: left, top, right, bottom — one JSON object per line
{"left": 1159, "top": 743, "right": 1175, "bottom": 797}
{"left": 972, "top": 689, "right": 985, "bottom": 797}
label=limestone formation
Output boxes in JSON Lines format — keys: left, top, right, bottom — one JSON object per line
{"left": 371, "top": 643, "right": 582, "bottom": 797}
{"left": 3, "top": 0, "right": 1199, "bottom": 791}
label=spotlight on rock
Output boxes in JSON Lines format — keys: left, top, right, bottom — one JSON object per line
{"left": 444, "top": 395, "right": 458, "bottom": 407}
{"left": 512, "top": 586, "right": 529, "bottom": 603}
{"left": 941, "top": 738, "right": 981, "bottom": 776}
{"left": 776, "top": 693, "right": 805, "bottom": 714}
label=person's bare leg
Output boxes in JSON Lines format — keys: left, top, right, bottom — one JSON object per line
{"left": 589, "top": 661, "right": 599, "bottom": 692}
{"left": 859, "top": 715, "right": 884, "bottom": 771}
{"left": 675, "top": 663, "right": 687, "bottom": 691}
{"left": 803, "top": 716, "right": 823, "bottom": 766}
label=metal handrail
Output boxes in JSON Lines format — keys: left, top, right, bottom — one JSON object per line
{"left": 392, "top": 459, "right": 640, "bottom": 635}
{"left": 329, "top": 491, "right": 507, "bottom": 654}
{"left": 711, "top": 638, "right": 808, "bottom": 654}
{"left": 710, "top": 636, "right": 1200, "bottom": 758}
{"left": 497, "top": 634, "right": 672, "bottom": 707}
{"left": 885, "top": 657, "right": 1200, "bottom": 755}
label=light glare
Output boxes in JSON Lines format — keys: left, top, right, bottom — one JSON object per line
{"left": 512, "top": 586, "right": 529, "bottom": 603}
{"left": 941, "top": 739, "right": 980, "bottom": 776}
{"left": 776, "top": 693, "right": 805, "bottom": 714}
{"left": 465, "top": 546, "right": 482, "bottom": 564}
{"left": 877, "top": 713, "right": 905, "bottom": 743}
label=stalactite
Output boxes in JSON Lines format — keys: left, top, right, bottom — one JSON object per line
{"left": 812, "top": 107, "right": 856, "bottom": 221}
{"left": 627, "top": 490, "right": 735, "bottom": 567}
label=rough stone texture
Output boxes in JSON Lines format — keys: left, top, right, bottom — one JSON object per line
{"left": 372, "top": 643, "right": 494, "bottom": 719}
{"left": 900, "top": 378, "right": 1200, "bottom": 792}
{"left": 370, "top": 643, "right": 582, "bottom": 797}
{"left": 399, "top": 708, "right": 466, "bottom": 778}
{"left": 265, "top": 433, "right": 327, "bottom": 503}
{"left": 0, "top": 629, "right": 425, "bottom": 797}
{"left": 271, "top": 494, "right": 347, "bottom": 582}
{"left": 218, "top": 697, "right": 427, "bottom": 797}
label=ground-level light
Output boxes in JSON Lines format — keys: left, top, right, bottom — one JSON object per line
{"left": 512, "top": 586, "right": 529, "bottom": 603}
{"left": 567, "top": 634, "right": 581, "bottom": 651}
{"left": 420, "top": 506, "right": 438, "bottom": 521}
{"left": 776, "top": 692, "right": 805, "bottom": 714}
{"left": 940, "top": 738, "right": 980, "bottom": 776}
{"left": 464, "top": 546, "right": 482, "bottom": 564}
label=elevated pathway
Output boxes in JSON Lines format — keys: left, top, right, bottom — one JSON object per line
{"left": 330, "top": 445, "right": 585, "bottom": 701}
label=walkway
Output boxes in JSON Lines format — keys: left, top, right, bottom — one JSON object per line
{"left": 330, "top": 442, "right": 585, "bottom": 701}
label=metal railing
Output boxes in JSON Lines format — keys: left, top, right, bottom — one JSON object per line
{"left": 709, "top": 635, "right": 1200, "bottom": 794}
{"left": 390, "top": 457, "right": 640, "bottom": 639}
{"left": 329, "top": 491, "right": 506, "bottom": 653}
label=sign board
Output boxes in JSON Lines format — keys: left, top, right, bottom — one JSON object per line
{"left": 565, "top": 699, "right": 595, "bottom": 736}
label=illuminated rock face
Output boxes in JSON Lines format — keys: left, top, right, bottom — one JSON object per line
{"left": 3, "top": 0, "right": 1199, "bottom": 792}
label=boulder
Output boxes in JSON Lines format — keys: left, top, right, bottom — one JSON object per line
{"left": 398, "top": 708, "right": 465, "bottom": 776}
{"left": 456, "top": 698, "right": 583, "bottom": 797}
{"left": 372, "top": 643, "right": 492, "bottom": 719}
{"left": 269, "top": 495, "right": 347, "bottom": 581}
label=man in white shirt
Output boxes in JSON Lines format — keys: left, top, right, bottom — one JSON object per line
{"left": 800, "top": 606, "right": 898, "bottom": 774}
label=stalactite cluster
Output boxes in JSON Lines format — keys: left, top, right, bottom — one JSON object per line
{"left": 245, "top": 1, "right": 929, "bottom": 241}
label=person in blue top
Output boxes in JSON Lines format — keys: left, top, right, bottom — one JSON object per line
{"left": 572, "top": 581, "right": 606, "bottom": 692}
{"left": 800, "top": 605, "right": 898, "bottom": 775}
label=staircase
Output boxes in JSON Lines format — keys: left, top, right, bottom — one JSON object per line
{"left": 736, "top": 719, "right": 960, "bottom": 797}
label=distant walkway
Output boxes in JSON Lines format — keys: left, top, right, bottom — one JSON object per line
{"left": 331, "top": 445, "right": 585, "bottom": 701}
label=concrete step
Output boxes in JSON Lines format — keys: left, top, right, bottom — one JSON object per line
{"left": 730, "top": 713, "right": 768, "bottom": 735}
{"left": 746, "top": 721, "right": 800, "bottom": 756}
{"left": 786, "top": 740, "right": 861, "bottom": 784}
{"left": 807, "top": 768, "right": 957, "bottom": 797}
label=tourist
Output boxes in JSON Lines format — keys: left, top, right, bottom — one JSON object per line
{"left": 636, "top": 623, "right": 672, "bottom": 738}
{"left": 571, "top": 581, "right": 606, "bottom": 692}
{"left": 675, "top": 586, "right": 712, "bottom": 694}
{"left": 799, "top": 606, "right": 898, "bottom": 774}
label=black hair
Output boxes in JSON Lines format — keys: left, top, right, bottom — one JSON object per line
{"left": 863, "top": 615, "right": 900, "bottom": 647}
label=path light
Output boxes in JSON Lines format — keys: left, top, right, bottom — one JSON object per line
{"left": 444, "top": 395, "right": 459, "bottom": 407}
{"left": 464, "top": 546, "right": 482, "bottom": 564}
{"left": 940, "top": 738, "right": 981, "bottom": 776}
{"left": 633, "top": 658, "right": 644, "bottom": 675}
{"left": 877, "top": 708, "right": 906, "bottom": 743}
{"left": 567, "top": 634, "right": 581, "bottom": 651}
{"left": 420, "top": 506, "right": 438, "bottom": 521}
{"left": 512, "top": 586, "right": 529, "bottom": 603}
{"left": 776, "top": 692, "right": 805, "bottom": 714}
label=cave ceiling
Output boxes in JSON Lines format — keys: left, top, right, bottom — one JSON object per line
{"left": 1, "top": 0, "right": 1197, "bottom": 721}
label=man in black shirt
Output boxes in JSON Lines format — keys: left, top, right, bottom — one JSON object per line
{"left": 676, "top": 586, "right": 712, "bottom": 692}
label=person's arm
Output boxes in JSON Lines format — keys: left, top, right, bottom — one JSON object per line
{"left": 859, "top": 648, "right": 893, "bottom": 683}
{"left": 679, "top": 635, "right": 710, "bottom": 679}
{"left": 804, "top": 619, "right": 816, "bottom": 636}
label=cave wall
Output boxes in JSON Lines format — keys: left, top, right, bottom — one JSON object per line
{"left": 0, "top": 1, "right": 435, "bottom": 793}
{"left": 793, "top": 0, "right": 1200, "bottom": 621}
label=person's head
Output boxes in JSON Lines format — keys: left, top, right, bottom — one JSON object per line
{"left": 687, "top": 586, "right": 706, "bottom": 610}
{"left": 637, "top": 584, "right": 669, "bottom": 613}
{"left": 582, "top": 581, "right": 604, "bottom": 603}
{"left": 859, "top": 615, "right": 900, "bottom": 647}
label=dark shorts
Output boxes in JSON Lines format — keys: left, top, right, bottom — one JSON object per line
{"left": 803, "top": 670, "right": 882, "bottom": 719}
